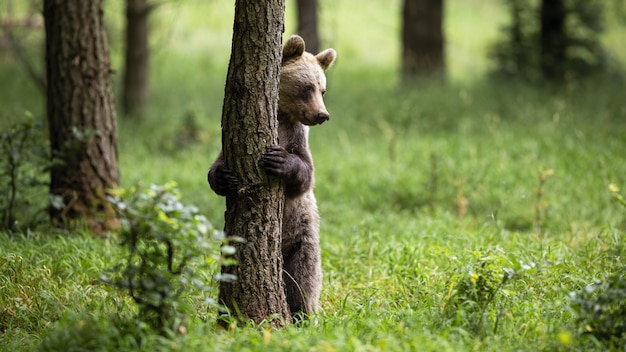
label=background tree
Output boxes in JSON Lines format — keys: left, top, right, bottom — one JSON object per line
{"left": 540, "top": 0, "right": 566, "bottom": 81}
{"left": 490, "top": 0, "right": 607, "bottom": 82}
{"left": 122, "top": 0, "right": 151, "bottom": 117}
{"left": 296, "top": 0, "right": 319, "bottom": 54}
{"left": 218, "top": 0, "right": 291, "bottom": 327}
{"left": 44, "top": 0, "right": 119, "bottom": 232}
{"left": 401, "top": 0, "right": 446, "bottom": 82}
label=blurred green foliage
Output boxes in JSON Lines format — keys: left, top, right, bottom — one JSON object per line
{"left": 489, "top": 0, "right": 612, "bottom": 81}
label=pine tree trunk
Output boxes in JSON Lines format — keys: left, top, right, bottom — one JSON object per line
{"left": 218, "top": 0, "right": 290, "bottom": 327}
{"left": 296, "top": 0, "right": 320, "bottom": 54}
{"left": 44, "top": 0, "right": 119, "bottom": 232}
{"left": 540, "top": 0, "right": 566, "bottom": 81}
{"left": 401, "top": 0, "right": 445, "bottom": 81}
{"left": 122, "top": 0, "right": 150, "bottom": 117}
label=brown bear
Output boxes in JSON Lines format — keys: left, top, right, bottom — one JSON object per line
{"left": 208, "top": 35, "right": 337, "bottom": 316}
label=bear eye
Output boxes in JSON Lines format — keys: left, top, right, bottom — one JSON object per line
{"left": 299, "top": 85, "right": 315, "bottom": 101}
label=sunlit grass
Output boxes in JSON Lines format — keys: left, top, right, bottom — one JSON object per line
{"left": 0, "top": 232, "right": 123, "bottom": 351}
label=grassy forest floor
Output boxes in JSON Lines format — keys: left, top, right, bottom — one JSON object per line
{"left": 1, "top": 0, "right": 626, "bottom": 351}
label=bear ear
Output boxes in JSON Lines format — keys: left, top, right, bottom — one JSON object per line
{"left": 283, "top": 35, "right": 305, "bottom": 63}
{"left": 316, "top": 48, "right": 337, "bottom": 71}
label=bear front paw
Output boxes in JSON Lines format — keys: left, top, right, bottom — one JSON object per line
{"left": 260, "top": 145, "right": 292, "bottom": 177}
{"left": 261, "top": 146, "right": 313, "bottom": 197}
{"left": 208, "top": 166, "right": 238, "bottom": 196}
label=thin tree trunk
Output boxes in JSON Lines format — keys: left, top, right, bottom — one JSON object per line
{"left": 540, "top": 0, "right": 566, "bottom": 81}
{"left": 401, "top": 0, "right": 445, "bottom": 81}
{"left": 122, "top": 0, "right": 150, "bottom": 117}
{"left": 218, "top": 0, "right": 290, "bottom": 327}
{"left": 44, "top": 0, "right": 119, "bottom": 232}
{"left": 296, "top": 0, "right": 319, "bottom": 54}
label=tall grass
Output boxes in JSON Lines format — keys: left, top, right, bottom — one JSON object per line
{"left": 1, "top": 0, "right": 626, "bottom": 350}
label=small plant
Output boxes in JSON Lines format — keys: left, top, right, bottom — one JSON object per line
{"left": 534, "top": 168, "right": 554, "bottom": 235}
{"left": 569, "top": 272, "right": 626, "bottom": 344}
{"left": 0, "top": 115, "right": 58, "bottom": 231}
{"left": 427, "top": 152, "right": 440, "bottom": 210}
{"left": 609, "top": 184, "right": 626, "bottom": 209}
{"left": 103, "top": 182, "right": 221, "bottom": 334}
{"left": 441, "top": 249, "right": 516, "bottom": 334}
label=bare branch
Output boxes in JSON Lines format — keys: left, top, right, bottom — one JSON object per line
{"left": 0, "top": 22, "right": 46, "bottom": 92}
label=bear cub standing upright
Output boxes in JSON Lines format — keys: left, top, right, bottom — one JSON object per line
{"left": 208, "top": 35, "right": 337, "bottom": 316}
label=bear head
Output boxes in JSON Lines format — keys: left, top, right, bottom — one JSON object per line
{"left": 279, "top": 35, "right": 337, "bottom": 126}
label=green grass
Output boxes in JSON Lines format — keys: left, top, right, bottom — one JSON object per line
{"left": 2, "top": 0, "right": 626, "bottom": 350}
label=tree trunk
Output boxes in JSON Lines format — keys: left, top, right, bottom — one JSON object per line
{"left": 401, "top": 0, "right": 445, "bottom": 81}
{"left": 122, "top": 0, "right": 150, "bottom": 117}
{"left": 296, "top": 0, "right": 319, "bottom": 54}
{"left": 540, "top": 0, "right": 566, "bottom": 81}
{"left": 44, "top": 0, "right": 119, "bottom": 233}
{"left": 218, "top": 0, "right": 290, "bottom": 327}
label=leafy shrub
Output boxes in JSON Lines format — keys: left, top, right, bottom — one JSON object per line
{"left": 569, "top": 273, "right": 626, "bottom": 344}
{"left": 0, "top": 115, "right": 57, "bottom": 231}
{"left": 566, "top": 184, "right": 626, "bottom": 345}
{"left": 103, "top": 182, "right": 223, "bottom": 334}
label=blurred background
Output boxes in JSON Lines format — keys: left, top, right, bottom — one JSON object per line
{"left": 1, "top": 0, "right": 625, "bottom": 230}
{"left": 3, "top": 0, "right": 625, "bottom": 108}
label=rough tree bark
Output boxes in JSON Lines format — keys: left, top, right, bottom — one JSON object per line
{"left": 122, "top": 0, "right": 150, "bottom": 117}
{"left": 218, "top": 0, "right": 291, "bottom": 327}
{"left": 401, "top": 0, "right": 446, "bottom": 82}
{"left": 296, "top": 0, "right": 319, "bottom": 54}
{"left": 540, "top": 0, "right": 566, "bottom": 81}
{"left": 44, "top": 0, "right": 119, "bottom": 232}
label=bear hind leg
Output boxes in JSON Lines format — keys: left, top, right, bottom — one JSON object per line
{"left": 283, "top": 241, "right": 322, "bottom": 317}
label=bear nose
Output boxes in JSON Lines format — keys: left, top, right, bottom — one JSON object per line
{"left": 317, "top": 112, "right": 330, "bottom": 123}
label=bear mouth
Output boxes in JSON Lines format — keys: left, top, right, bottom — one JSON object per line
{"left": 302, "top": 119, "right": 325, "bottom": 126}
{"left": 302, "top": 113, "right": 329, "bottom": 126}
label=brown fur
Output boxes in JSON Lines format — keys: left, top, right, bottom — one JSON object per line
{"left": 208, "top": 35, "right": 336, "bottom": 316}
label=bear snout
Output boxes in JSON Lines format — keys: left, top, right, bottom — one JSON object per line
{"left": 316, "top": 112, "right": 330, "bottom": 124}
